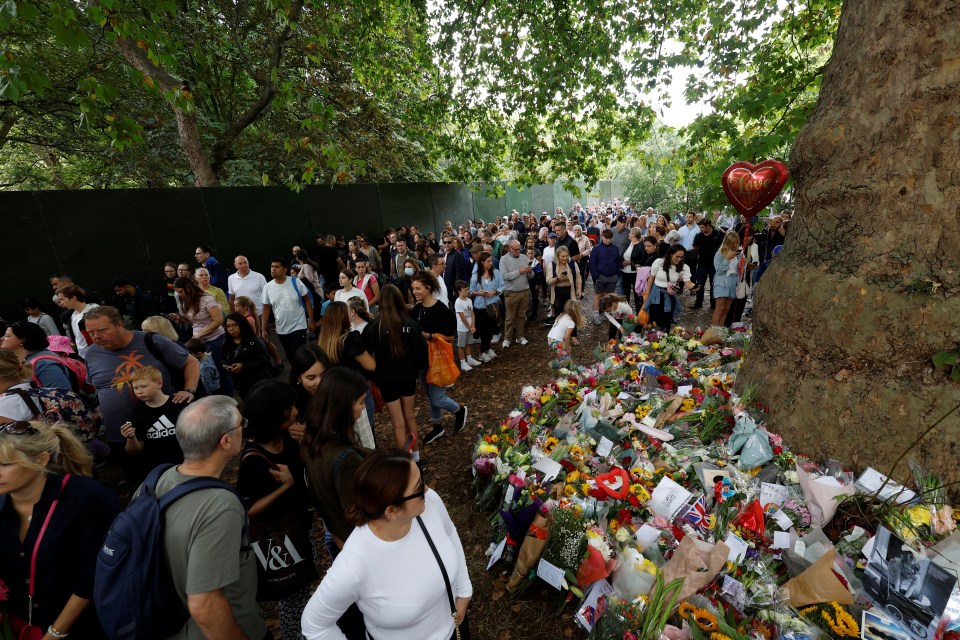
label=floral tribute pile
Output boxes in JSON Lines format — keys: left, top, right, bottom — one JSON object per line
{"left": 472, "top": 326, "right": 960, "bottom": 640}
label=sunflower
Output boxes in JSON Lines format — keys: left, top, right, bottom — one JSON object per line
{"left": 694, "top": 609, "right": 719, "bottom": 632}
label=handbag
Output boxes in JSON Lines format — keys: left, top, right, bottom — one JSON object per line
{"left": 13, "top": 475, "right": 71, "bottom": 640}
{"left": 426, "top": 335, "right": 460, "bottom": 387}
{"left": 476, "top": 278, "right": 501, "bottom": 325}
{"left": 735, "top": 249, "right": 748, "bottom": 299}
{"left": 241, "top": 446, "right": 318, "bottom": 602}
{"left": 416, "top": 516, "right": 471, "bottom": 640}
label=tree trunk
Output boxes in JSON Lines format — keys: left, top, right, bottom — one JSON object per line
{"left": 114, "top": 37, "right": 219, "bottom": 187}
{"left": 739, "top": 0, "right": 960, "bottom": 486}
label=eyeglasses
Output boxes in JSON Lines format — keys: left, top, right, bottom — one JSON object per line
{"left": 1, "top": 421, "right": 38, "bottom": 436}
{"left": 221, "top": 418, "right": 248, "bottom": 438}
{"left": 398, "top": 475, "right": 425, "bottom": 503}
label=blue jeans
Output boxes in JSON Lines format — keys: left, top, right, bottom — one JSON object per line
{"left": 418, "top": 371, "right": 460, "bottom": 423}
{"left": 364, "top": 386, "right": 375, "bottom": 426}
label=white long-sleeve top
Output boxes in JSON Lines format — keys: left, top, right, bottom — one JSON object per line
{"left": 302, "top": 489, "right": 472, "bottom": 640}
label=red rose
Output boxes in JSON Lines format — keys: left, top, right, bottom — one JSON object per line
{"left": 773, "top": 446, "right": 783, "bottom": 455}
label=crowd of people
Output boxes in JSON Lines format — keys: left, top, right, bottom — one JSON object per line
{"left": 0, "top": 199, "right": 792, "bottom": 639}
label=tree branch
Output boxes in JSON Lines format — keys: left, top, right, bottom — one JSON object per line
{"left": 210, "top": 0, "right": 305, "bottom": 176}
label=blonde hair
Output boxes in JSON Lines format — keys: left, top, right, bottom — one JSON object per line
{"left": 141, "top": 316, "right": 180, "bottom": 342}
{"left": 0, "top": 422, "right": 94, "bottom": 476}
{"left": 130, "top": 365, "right": 163, "bottom": 385}
{"left": 554, "top": 246, "right": 570, "bottom": 264}
{"left": 558, "top": 299, "right": 586, "bottom": 328}
{"left": 0, "top": 350, "right": 31, "bottom": 381}
{"left": 720, "top": 231, "right": 741, "bottom": 259}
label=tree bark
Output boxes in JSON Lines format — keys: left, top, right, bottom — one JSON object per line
{"left": 739, "top": 0, "right": 960, "bottom": 485}
{"left": 114, "top": 36, "right": 219, "bottom": 187}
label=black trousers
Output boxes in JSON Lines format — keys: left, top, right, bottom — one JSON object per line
{"left": 475, "top": 306, "right": 494, "bottom": 352}
{"left": 694, "top": 264, "right": 716, "bottom": 308}
{"left": 621, "top": 271, "right": 637, "bottom": 308}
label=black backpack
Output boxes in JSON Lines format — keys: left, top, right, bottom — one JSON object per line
{"left": 94, "top": 464, "right": 236, "bottom": 640}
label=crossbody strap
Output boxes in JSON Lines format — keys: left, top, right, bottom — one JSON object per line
{"left": 29, "top": 474, "right": 70, "bottom": 625}
{"left": 416, "top": 516, "right": 455, "bottom": 614}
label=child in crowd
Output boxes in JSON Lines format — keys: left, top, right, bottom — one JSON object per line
{"left": 319, "top": 288, "right": 337, "bottom": 318}
{"left": 185, "top": 338, "right": 221, "bottom": 395}
{"left": 600, "top": 294, "right": 633, "bottom": 340}
{"left": 21, "top": 297, "right": 61, "bottom": 336}
{"left": 234, "top": 296, "right": 282, "bottom": 371}
{"left": 454, "top": 280, "right": 482, "bottom": 371}
{"left": 547, "top": 299, "right": 585, "bottom": 364}
{"left": 119, "top": 366, "right": 186, "bottom": 481}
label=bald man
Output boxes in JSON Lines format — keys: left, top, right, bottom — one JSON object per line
{"left": 227, "top": 255, "right": 268, "bottom": 312}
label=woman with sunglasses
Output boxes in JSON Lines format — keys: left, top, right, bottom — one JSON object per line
{"left": 301, "top": 448, "right": 471, "bottom": 640}
{"left": 0, "top": 421, "right": 119, "bottom": 639}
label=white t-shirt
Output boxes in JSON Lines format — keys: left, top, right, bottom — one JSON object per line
{"left": 261, "top": 278, "right": 308, "bottom": 335}
{"left": 548, "top": 314, "right": 576, "bottom": 342}
{"left": 0, "top": 382, "right": 37, "bottom": 422}
{"left": 71, "top": 303, "right": 99, "bottom": 358}
{"left": 433, "top": 277, "right": 449, "bottom": 307}
{"left": 542, "top": 245, "right": 556, "bottom": 267}
{"left": 301, "top": 489, "right": 471, "bottom": 640}
{"left": 650, "top": 258, "right": 692, "bottom": 288}
{"left": 334, "top": 287, "right": 368, "bottom": 310}
{"left": 227, "top": 270, "right": 267, "bottom": 312}
{"left": 454, "top": 297, "right": 473, "bottom": 332}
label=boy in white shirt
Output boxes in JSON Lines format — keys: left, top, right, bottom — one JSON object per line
{"left": 454, "top": 280, "right": 482, "bottom": 371}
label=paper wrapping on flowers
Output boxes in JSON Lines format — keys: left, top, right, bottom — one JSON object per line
{"left": 662, "top": 536, "right": 731, "bottom": 601}
{"left": 506, "top": 511, "right": 551, "bottom": 592}
{"left": 783, "top": 550, "right": 854, "bottom": 607}
{"left": 469, "top": 325, "right": 960, "bottom": 637}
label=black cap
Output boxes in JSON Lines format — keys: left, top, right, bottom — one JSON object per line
{"left": 617, "top": 215, "right": 627, "bottom": 223}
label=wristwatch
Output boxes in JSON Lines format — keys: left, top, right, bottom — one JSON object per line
{"left": 184, "top": 387, "right": 197, "bottom": 395}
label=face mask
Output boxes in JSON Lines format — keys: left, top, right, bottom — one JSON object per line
{"left": 404, "top": 267, "right": 415, "bottom": 277}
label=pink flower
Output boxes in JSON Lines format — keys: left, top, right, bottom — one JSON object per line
{"left": 652, "top": 515, "right": 671, "bottom": 529}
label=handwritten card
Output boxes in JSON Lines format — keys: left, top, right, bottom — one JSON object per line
{"left": 677, "top": 385, "right": 693, "bottom": 397}
{"left": 596, "top": 437, "right": 614, "bottom": 457}
{"left": 759, "top": 483, "right": 790, "bottom": 509}
{"left": 770, "top": 508, "right": 793, "bottom": 530}
{"left": 486, "top": 538, "right": 507, "bottom": 570}
{"left": 773, "top": 531, "right": 792, "bottom": 550}
{"left": 724, "top": 532, "right": 749, "bottom": 563}
{"left": 650, "top": 477, "right": 693, "bottom": 519}
{"left": 721, "top": 575, "right": 747, "bottom": 611}
{"left": 635, "top": 524, "right": 662, "bottom": 549}
{"left": 855, "top": 467, "right": 917, "bottom": 504}
{"left": 537, "top": 558, "right": 566, "bottom": 590}
{"left": 533, "top": 456, "right": 563, "bottom": 483}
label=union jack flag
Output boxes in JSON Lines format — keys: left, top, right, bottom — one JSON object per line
{"left": 683, "top": 495, "right": 711, "bottom": 534}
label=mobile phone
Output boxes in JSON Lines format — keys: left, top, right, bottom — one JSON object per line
{"left": 403, "top": 433, "right": 417, "bottom": 452}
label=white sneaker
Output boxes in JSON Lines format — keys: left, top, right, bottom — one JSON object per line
{"left": 492, "top": 333, "right": 502, "bottom": 342}
{"left": 516, "top": 337, "right": 529, "bottom": 345}
{"left": 460, "top": 360, "right": 473, "bottom": 372}
{"left": 478, "top": 352, "right": 492, "bottom": 363}
{"left": 466, "top": 356, "right": 482, "bottom": 367}
{"left": 485, "top": 349, "right": 497, "bottom": 359}
{"left": 501, "top": 339, "right": 511, "bottom": 349}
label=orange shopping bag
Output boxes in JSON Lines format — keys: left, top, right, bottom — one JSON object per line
{"left": 426, "top": 335, "right": 460, "bottom": 387}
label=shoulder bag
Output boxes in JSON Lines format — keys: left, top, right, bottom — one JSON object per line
{"left": 240, "top": 445, "right": 318, "bottom": 602}
{"left": 417, "top": 516, "right": 471, "bottom": 640}
{"left": 11, "top": 475, "right": 70, "bottom": 640}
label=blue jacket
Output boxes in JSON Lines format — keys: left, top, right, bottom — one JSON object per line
{"left": 589, "top": 241, "right": 621, "bottom": 278}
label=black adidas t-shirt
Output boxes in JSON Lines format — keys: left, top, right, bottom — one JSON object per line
{"left": 130, "top": 398, "right": 185, "bottom": 469}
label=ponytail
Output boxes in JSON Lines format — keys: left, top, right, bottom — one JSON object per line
{"left": 0, "top": 350, "right": 32, "bottom": 381}
{"left": 50, "top": 424, "right": 94, "bottom": 476}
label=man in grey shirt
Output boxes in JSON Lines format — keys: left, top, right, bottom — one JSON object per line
{"left": 157, "top": 396, "right": 268, "bottom": 640}
{"left": 498, "top": 240, "right": 533, "bottom": 347}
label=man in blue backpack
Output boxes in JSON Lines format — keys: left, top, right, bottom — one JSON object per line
{"left": 156, "top": 396, "right": 267, "bottom": 639}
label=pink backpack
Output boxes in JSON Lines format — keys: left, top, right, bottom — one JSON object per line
{"left": 30, "top": 354, "right": 97, "bottom": 398}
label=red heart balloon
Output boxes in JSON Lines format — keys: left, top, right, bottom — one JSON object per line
{"left": 595, "top": 468, "right": 631, "bottom": 500}
{"left": 721, "top": 160, "right": 790, "bottom": 217}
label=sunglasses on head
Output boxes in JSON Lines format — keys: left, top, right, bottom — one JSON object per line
{"left": 398, "top": 475, "right": 426, "bottom": 503}
{"left": 1, "top": 421, "right": 38, "bottom": 436}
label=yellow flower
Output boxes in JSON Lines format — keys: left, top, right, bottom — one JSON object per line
{"left": 540, "top": 394, "right": 551, "bottom": 403}
{"left": 564, "top": 484, "right": 576, "bottom": 497}
{"left": 906, "top": 505, "right": 932, "bottom": 527}
{"left": 569, "top": 446, "right": 584, "bottom": 462}
{"left": 652, "top": 342, "right": 660, "bottom": 349}
{"left": 581, "top": 482, "right": 591, "bottom": 494}
{"left": 543, "top": 437, "right": 559, "bottom": 455}
{"left": 609, "top": 519, "right": 620, "bottom": 533}
{"left": 566, "top": 470, "right": 581, "bottom": 484}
